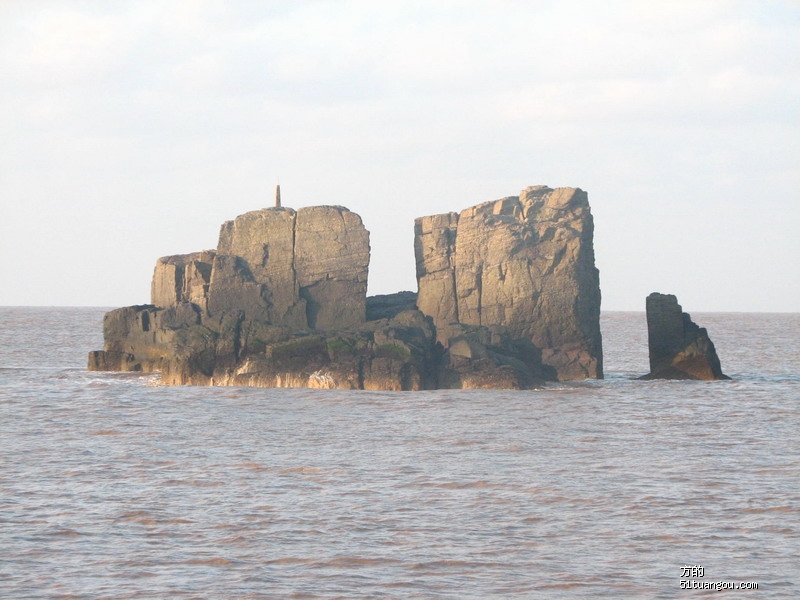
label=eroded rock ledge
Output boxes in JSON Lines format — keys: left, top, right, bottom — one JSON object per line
{"left": 89, "top": 186, "right": 604, "bottom": 389}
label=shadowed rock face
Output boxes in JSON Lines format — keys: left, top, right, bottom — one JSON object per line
{"left": 639, "top": 293, "right": 729, "bottom": 380}
{"left": 414, "top": 186, "right": 603, "bottom": 381}
{"left": 89, "top": 187, "right": 604, "bottom": 389}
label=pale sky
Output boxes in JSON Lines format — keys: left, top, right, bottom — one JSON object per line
{"left": 2, "top": 0, "right": 798, "bottom": 311}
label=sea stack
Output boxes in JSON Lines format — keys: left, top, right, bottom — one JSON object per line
{"left": 88, "top": 184, "right": 604, "bottom": 389}
{"left": 639, "top": 292, "right": 729, "bottom": 380}
{"left": 414, "top": 186, "right": 603, "bottom": 381}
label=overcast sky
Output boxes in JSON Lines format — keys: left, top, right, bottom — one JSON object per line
{"left": 2, "top": 0, "right": 798, "bottom": 311}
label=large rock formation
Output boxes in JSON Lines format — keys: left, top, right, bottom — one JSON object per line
{"left": 209, "top": 205, "right": 369, "bottom": 330}
{"left": 89, "top": 186, "right": 604, "bottom": 389}
{"left": 639, "top": 292, "right": 729, "bottom": 380}
{"left": 414, "top": 185, "right": 602, "bottom": 380}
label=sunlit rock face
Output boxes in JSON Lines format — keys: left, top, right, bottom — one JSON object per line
{"left": 213, "top": 205, "right": 369, "bottom": 331}
{"left": 415, "top": 186, "right": 603, "bottom": 381}
{"left": 89, "top": 185, "right": 604, "bottom": 389}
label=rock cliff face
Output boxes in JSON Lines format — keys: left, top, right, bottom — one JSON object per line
{"left": 89, "top": 187, "right": 604, "bottom": 389}
{"left": 639, "top": 293, "right": 729, "bottom": 380}
{"left": 415, "top": 186, "right": 602, "bottom": 380}
{"left": 210, "top": 205, "right": 369, "bottom": 331}
{"left": 151, "top": 251, "right": 215, "bottom": 312}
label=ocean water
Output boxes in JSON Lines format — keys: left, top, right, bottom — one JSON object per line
{"left": 1, "top": 307, "right": 798, "bottom": 599}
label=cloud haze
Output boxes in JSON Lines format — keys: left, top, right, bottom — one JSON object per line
{"left": 2, "top": 0, "right": 798, "bottom": 311}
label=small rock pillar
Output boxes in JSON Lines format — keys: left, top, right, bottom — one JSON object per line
{"left": 639, "top": 292, "right": 729, "bottom": 380}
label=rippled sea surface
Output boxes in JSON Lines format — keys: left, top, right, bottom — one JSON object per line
{"left": 1, "top": 308, "right": 798, "bottom": 599}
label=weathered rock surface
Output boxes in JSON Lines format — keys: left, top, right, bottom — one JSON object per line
{"left": 639, "top": 292, "right": 729, "bottom": 380}
{"left": 151, "top": 251, "right": 215, "bottom": 311}
{"left": 211, "top": 205, "right": 369, "bottom": 330}
{"left": 366, "top": 291, "right": 418, "bottom": 321}
{"left": 295, "top": 206, "right": 370, "bottom": 331}
{"left": 436, "top": 322, "right": 546, "bottom": 389}
{"left": 214, "top": 207, "right": 303, "bottom": 328}
{"left": 165, "top": 308, "right": 440, "bottom": 391}
{"left": 415, "top": 185, "right": 602, "bottom": 380}
{"left": 89, "top": 187, "right": 603, "bottom": 389}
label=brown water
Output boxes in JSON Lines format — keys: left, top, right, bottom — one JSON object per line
{"left": 1, "top": 308, "right": 798, "bottom": 598}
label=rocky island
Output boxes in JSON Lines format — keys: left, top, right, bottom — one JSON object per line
{"left": 639, "top": 292, "right": 729, "bottom": 380}
{"left": 88, "top": 185, "right": 603, "bottom": 389}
